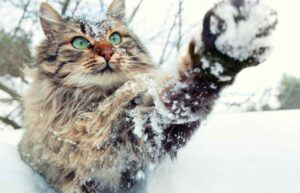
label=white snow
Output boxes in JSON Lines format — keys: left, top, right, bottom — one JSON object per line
{"left": 209, "top": 62, "right": 233, "bottom": 82}
{"left": 0, "top": 130, "right": 55, "bottom": 193}
{"left": 147, "top": 110, "right": 300, "bottom": 193}
{"left": 130, "top": 109, "right": 147, "bottom": 138}
{"left": 200, "top": 58, "right": 233, "bottom": 82}
{"left": 213, "top": 0, "right": 277, "bottom": 62}
{"left": 1, "top": 110, "right": 300, "bottom": 193}
{"left": 201, "top": 58, "right": 210, "bottom": 70}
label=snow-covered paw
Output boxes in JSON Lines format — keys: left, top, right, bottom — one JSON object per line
{"left": 202, "top": 0, "right": 277, "bottom": 66}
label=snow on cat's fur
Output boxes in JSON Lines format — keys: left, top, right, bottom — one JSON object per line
{"left": 18, "top": 0, "right": 277, "bottom": 193}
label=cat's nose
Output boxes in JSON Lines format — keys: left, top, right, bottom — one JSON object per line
{"left": 94, "top": 41, "right": 114, "bottom": 62}
{"left": 100, "top": 49, "right": 114, "bottom": 62}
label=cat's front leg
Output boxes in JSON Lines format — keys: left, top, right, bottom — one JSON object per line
{"left": 165, "top": 0, "right": 278, "bottom": 115}
{"left": 160, "top": 0, "right": 277, "bottom": 154}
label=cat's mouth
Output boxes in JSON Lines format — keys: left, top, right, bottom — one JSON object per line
{"left": 93, "top": 62, "right": 117, "bottom": 74}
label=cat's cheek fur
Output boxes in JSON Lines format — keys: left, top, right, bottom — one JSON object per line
{"left": 63, "top": 73, "right": 128, "bottom": 88}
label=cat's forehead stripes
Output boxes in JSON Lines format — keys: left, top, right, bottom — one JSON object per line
{"left": 79, "top": 19, "right": 113, "bottom": 40}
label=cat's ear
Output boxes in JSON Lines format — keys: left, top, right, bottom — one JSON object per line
{"left": 39, "top": 3, "right": 63, "bottom": 38}
{"left": 107, "top": 0, "right": 126, "bottom": 20}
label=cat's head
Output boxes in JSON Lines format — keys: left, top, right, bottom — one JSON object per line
{"left": 37, "top": 0, "right": 154, "bottom": 88}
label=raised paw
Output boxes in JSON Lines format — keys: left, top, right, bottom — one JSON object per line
{"left": 202, "top": 0, "right": 278, "bottom": 67}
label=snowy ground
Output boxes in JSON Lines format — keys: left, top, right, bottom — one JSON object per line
{"left": 0, "top": 110, "right": 299, "bottom": 193}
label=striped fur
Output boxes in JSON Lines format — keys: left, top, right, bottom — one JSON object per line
{"left": 19, "top": 1, "right": 156, "bottom": 192}
{"left": 19, "top": 1, "right": 275, "bottom": 193}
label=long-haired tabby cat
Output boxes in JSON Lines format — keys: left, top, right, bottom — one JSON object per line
{"left": 19, "top": 0, "right": 277, "bottom": 192}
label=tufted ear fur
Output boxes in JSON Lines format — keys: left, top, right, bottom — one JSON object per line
{"left": 39, "top": 2, "right": 63, "bottom": 38}
{"left": 107, "top": 0, "right": 126, "bottom": 20}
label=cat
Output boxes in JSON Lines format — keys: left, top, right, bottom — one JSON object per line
{"left": 18, "top": 0, "right": 277, "bottom": 193}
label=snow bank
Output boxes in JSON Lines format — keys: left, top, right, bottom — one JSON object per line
{"left": 147, "top": 110, "right": 300, "bottom": 193}
{"left": 0, "top": 130, "right": 54, "bottom": 193}
{"left": 0, "top": 111, "right": 300, "bottom": 193}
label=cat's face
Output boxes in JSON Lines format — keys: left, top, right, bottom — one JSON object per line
{"left": 37, "top": 0, "right": 154, "bottom": 88}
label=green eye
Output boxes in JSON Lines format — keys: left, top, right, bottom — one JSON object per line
{"left": 109, "top": 32, "right": 122, "bottom": 45}
{"left": 72, "top": 37, "right": 90, "bottom": 50}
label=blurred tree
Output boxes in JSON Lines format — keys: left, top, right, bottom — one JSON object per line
{"left": 0, "top": 30, "right": 32, "bottom": 79}
{"left": 277, "top": 75, "right": 300, "bottom": 110}
{"left": 0, "top": 30, "right": 32, "bottom": 129}
{"left": 0, "top": 0, "right": 35, "bottom": 130}
{"left": 245, "top": 75, "right": 300, "bottom": 111}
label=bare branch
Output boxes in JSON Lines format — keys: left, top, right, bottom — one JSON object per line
{"left": 128, "top": 0, "right": 144, "bottom": 24}
{"left": 0, "top": 98, "right": 13, "bottom": 103}
{"left": 145, "top": 5, "right": 175, "bottom": 42}
{"left": 99, "top": 0, "right": 104, "bottom": 12}
{"left": 71, "top": 0, "right": 81, "bottom": 17}
{"left": 12, "top": 0, "right": 32, "bottom": 37}
{"left": 159, "top": 1, "right": 184, "bottom": 64}
{"left": 176, "top": 0, "right": 183, "bottom": 52}
{"left": 159, "top": 13, "right": 179, "bottom": 64}
{"left": 61, "top": 0, "right": 71, "bottom": 16}
{"left": 0, "top": 116, "right": 21, "bottom": 129}
{"left": 0, "top": 82, "right": 21, "bottom": 102}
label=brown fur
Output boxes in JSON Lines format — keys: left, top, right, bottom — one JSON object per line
{"left": 19, "top": 1, "right": 159, "bottom": 192}
{"left": 18, "top": 0, "right": 274, "bottom": 192}
{"left": 19, "top": 71, "right": 153, "bottom": 192}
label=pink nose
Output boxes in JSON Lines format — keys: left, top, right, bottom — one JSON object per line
{"left": 94, "top": 41, "right": 114, "bottom": 62}
{"left": 101, "top": 49, "right": 114, "bottom": 62}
